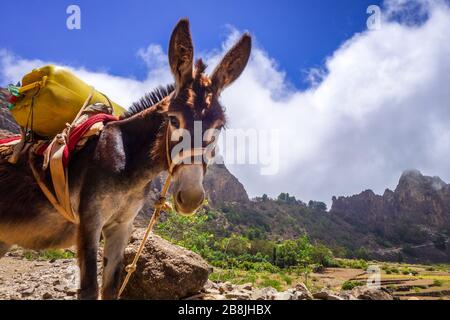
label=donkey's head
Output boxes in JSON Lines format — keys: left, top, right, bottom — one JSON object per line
{"left": 163, "top": 19, "right": 251, "bottom": 215}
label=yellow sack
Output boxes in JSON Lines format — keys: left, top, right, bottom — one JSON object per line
{"left": 10, "top": 65, "right": 125, "bottom": 137}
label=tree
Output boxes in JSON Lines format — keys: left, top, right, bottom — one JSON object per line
{"left": 274, "top": 236, "right": 314, "bottom": 268}
{"left": 220, "top": 235, "right": 251, "bottom": 256}
{"left": 274, "top": 240, "right": 298, "bottom": 267}
{"left": 311, "top": 244, "right": 335, "bottom": 267}
{"left": 296, "top": 235, "right": 313, "bottom": 267}
{"left": 354, "top": 247, "right": 370, "bottom": 260}
{"left": 277, "top": 193, "right": 287, "bottom": 202}
{"left": 250, "top": 239, "right": 275, "bottom": 258}
{"left": 277, "top": 192, "right": 296, "bottom": 204}
{"left": 308, "top": 200, "right": 327, "bottom": 212}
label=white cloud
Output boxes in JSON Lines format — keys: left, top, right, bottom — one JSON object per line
{"left": 2, "top": 0, "right": 450, "bottom": 205}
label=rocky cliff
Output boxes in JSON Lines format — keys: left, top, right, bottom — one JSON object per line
{"left": 331, "top": 170, "right": 450, "bottom": 239}
{"left": 330, "top": 170, "right": 450, "bottom": 262}
{"left": 0, "top": 88, "right": 19, "bottom": 134}
{"left": 203, "top": 163, "right": 249, "bottom": 205}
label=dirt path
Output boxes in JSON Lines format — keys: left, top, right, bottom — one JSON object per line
{"left": 0, "top": 252, "right": 80, "bottom": 300}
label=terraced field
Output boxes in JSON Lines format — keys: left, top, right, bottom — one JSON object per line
{"left": 310, "top": 263, "right": 450, "bottom": 300}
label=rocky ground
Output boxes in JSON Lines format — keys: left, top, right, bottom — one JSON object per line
{"left": 0, "top": 229, "right": 396, "bottom": 300}
{"left": 0, "top": 252, "right": 79, "bottom": 300}
{"left": 1, "top": 229, "right": 447, "bottom": 300}
{"left": 0, "top": 250, "right": 394, "bottom": 300}
{"left": 189, "top": 280, "right": 393, "bottom": 300}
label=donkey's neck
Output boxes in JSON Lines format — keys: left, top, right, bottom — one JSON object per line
{"left": 117, "top": 109, "right": 167, "bottom": 188}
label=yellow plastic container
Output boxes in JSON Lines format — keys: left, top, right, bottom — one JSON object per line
{"left": 11, "top": 65, "right": 125, "bottom": 137}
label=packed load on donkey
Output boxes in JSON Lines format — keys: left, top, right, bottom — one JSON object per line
{"left": 0, "top": 65, "right": 125, "bottom": 223}
{"left": 6, "top": 65, "right": 124, "bottom": 137}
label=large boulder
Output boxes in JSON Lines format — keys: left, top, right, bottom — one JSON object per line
{"left": 313, "top": 290, "right": 344, "bottom": 300}
{"left": 121, "top": 230, "right": 211, "bottom": 300}
{"left": 351, "top": 286, "right": 394, "bottom": 300}
{"left": 193, "top": 281, "right": 314, "bottom": 300}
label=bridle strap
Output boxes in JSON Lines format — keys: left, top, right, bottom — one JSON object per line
{"left": 164, "top": 120, "right": 208, "bottom": 175}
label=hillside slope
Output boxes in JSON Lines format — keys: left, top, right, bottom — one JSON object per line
{"left": 0, "top": 88, "right": 19, "bottom": 134}
{"left": 207, "top": 170, "right": 450, "bottom": 263}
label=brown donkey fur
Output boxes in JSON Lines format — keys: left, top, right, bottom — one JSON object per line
{"left": 0, "top": 19, "right": 251, "bottom": 299}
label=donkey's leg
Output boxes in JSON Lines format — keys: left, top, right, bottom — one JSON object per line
{"left": 77, "top": 217, "right": 103, "bottom": 300}
{"left": 101, "top": 221, "right": 133, "bottom": 300}
{"left": 0, "top": 241, "right": 11, "bottom": 258}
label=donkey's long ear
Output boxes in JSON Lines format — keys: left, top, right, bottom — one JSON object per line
{"left": 169, "top": 19, "right": 194, "bottom": 89}
{"left": 211, "top": 33, "right": 252, "bottom": 94}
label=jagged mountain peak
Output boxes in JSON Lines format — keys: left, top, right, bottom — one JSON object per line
{"left": 396, "top": 169, "right": 447, "bottom": 193}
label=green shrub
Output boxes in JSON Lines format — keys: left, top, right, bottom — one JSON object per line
{"left": 260, "top": 278, "right": 282, "bottom": 291}
{"left": 336, "top": 259, "right": 368, "bottom": 270}
{"left": 154, "top": 204, "right": 347, "bottom": 275}
{"left": 341, "top": 280, "right": 364, "bottom": 291}
{"left": 279, "top": 273, "right": 293, "bottom": 285}
{"left": 401, "top": 269, "right": 410, "bottom": 275}
{"left": 23, "top": 249, "right": 75, "bottom": 261}
{"left": 432, "top": 279, "right": 443, "bottom": 287}
{"left": 311, "top": 245, "right": 335, "bottom": 267}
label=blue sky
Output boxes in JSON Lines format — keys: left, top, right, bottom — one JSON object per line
{"left": 0, "top": 0, "right": 382, "bottom": 89}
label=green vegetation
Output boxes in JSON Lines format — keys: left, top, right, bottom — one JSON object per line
{"left": 432, "top": 279, "right": 444, "bottom": 287}
{"left": 335, "top": 259, "right": 368, "bottom": 270}
{"left": 400, "top": 267, "right": 419, "bottom": 276}
{"left": 153, "top": 205, "right": 449, "bottom": 296}
{"left": 155, "top": 207, "right": 344, "bottom": 277}
{"left": 307, "top": 200, "right": 327, "bottom": 212}
{"left": 23, "top": 249, "right": 75, "bottom": 261}
{"left": 260, "top": 278, "right": 282, "bottom": 291}
{"left": 209, "top": 268, "right": 300, "bottom": 291}
{"left": 341, "top": 280, "right": 364, "bottom": 290}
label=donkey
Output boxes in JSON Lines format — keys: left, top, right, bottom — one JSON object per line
{"left": 0, "top": 19, "right": 251, "bottom": 299}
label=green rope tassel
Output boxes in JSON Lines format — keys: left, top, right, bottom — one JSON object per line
{"left": 6, "top": 84, "right": 21, "bottom": 110}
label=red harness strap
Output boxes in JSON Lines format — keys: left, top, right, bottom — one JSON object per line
{"left": 63, "top": 113, "right": 118, "bottom": 167}
{"left": 0, "top": 135, "right": 21, "bottom": 145}
{"left": 0, "top": 114, "right": 118, "bottom": 167}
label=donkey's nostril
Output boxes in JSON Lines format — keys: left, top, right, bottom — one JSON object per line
{"left": 176, "top": 191, "right": 184, "bottom": 205}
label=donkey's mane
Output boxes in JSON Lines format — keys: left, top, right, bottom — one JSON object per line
{"left": 120, "top": 84, "right": 175, "bottom": 119}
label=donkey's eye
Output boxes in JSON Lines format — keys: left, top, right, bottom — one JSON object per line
{"left": 169, "top": 116, "right": 180, "bottom": 129}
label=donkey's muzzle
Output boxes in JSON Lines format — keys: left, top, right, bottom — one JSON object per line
{"left": 172, "top": 164, "right": 205, "bottom": 215}
{"left": 175, "top": 189, "right": 204, "bottom": 215}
